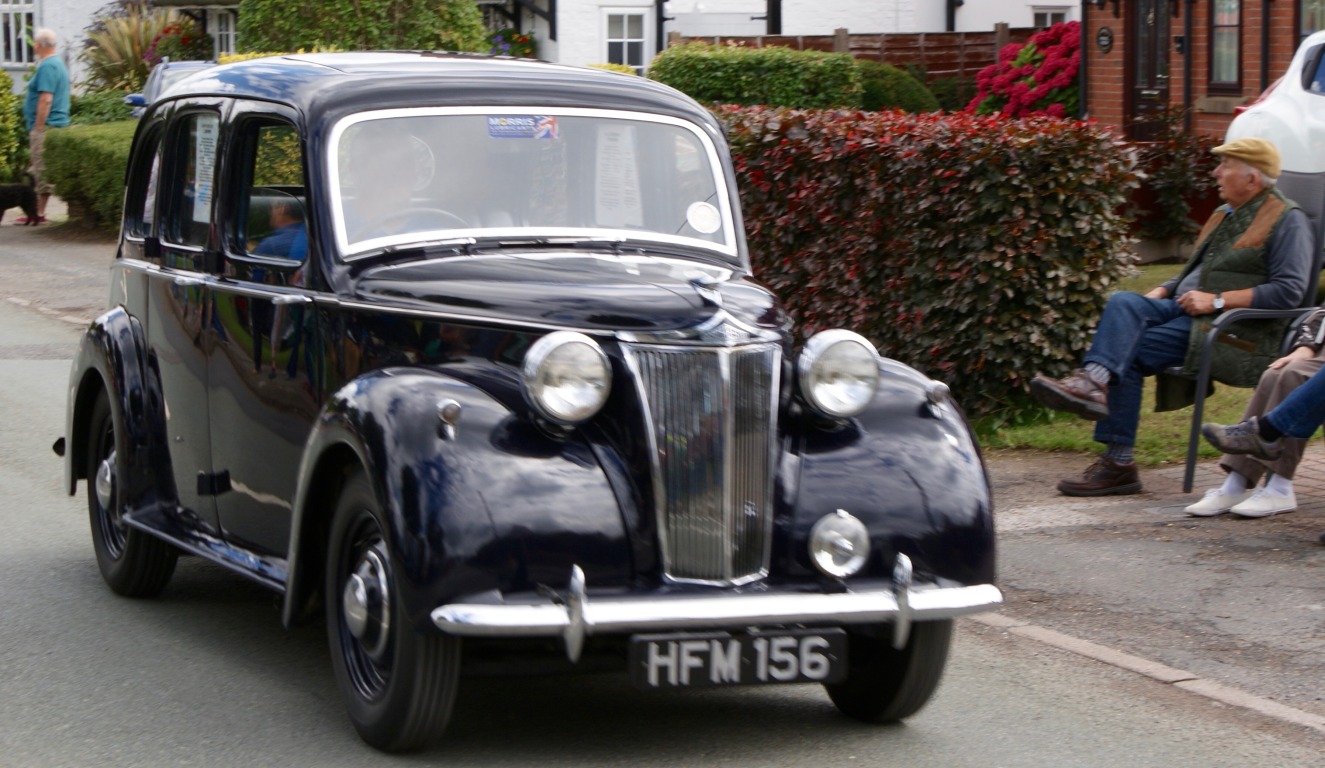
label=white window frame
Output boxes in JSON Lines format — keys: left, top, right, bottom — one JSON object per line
{"left": 1031, "top": 7, "right": 1069, "bottom": 29}
{"left": 208, "top": 10, "right": 238, "bottom": 59}
{"left": 0, "top": 0, "right": 35, "bottom": 66}
{"left": 602, "top": 8, "right": 651, "bottom": 75}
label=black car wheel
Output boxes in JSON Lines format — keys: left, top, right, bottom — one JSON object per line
{"left": 825, "top": 619, "right": 953, "bottom": 723}
{"left": 86, "top": 392, "right": 177, "bottom": 597}
{"left": 326, "top": 468, "right": 461, "bottom": 753}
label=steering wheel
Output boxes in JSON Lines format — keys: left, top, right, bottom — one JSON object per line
{"left": 352, "top": 207, "right": 471, "bottom": 242}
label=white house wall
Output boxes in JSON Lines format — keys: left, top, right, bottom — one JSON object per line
{"left": 954, "top": 0, "right": 1078, "bottom": 32}
{"left": 780, "top": 0, "right": 938, "bottom": 35}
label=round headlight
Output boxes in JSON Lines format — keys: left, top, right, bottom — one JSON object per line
{"left": 522, "top": 332, "right": 611, "bottom": 425}
{"left": 809, "top": 510, "right": 870, "bottom": 579}
{"left": 797, "top": 330, "right": 880, "bottom": 418}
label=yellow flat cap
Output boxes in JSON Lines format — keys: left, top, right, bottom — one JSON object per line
{"left": 1212, "top": 137, "right": 1281, "bottom": 179}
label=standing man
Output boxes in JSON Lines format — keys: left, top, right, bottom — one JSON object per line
{"left": 1029, "top": 138, "right": 1314, "bottom": 496}
{"left": 23, "top": 28, "right": 71, "bottom": 224}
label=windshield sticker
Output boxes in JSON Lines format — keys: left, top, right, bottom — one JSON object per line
{"left": 686, "top": 202, "right": 721, "bottom": 234}
{"left": 594, "top": 124, "right": 643, "bottom": 229}
{"left": 487, "top": 115, "right": 559, "bottom": 139}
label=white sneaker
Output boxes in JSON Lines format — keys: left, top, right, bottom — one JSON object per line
{"left": 1185, "top": 488, "right": 1251, "bottom": 516}
{"left": 1229, "top": 487, "right": 1297, "bottom": 518}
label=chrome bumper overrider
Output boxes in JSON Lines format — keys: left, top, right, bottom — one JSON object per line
{"left": 431, "top": 556, "right": 1003, "bottom": 662}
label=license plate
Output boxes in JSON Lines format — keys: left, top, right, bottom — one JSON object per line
{"left": 628, "top": 628, "right": 847, "bottom": 689}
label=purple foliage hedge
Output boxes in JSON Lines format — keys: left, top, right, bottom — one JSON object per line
{"left": 719, "top": 106, "right": 1140, "bottom": 418}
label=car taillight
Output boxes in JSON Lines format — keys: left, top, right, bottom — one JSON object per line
{"left": 1234, "top": 75, "right": 1283, "bottom": 116}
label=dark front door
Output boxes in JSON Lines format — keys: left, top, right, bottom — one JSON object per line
{"left": 1128, "top": 0, "right": 1173, "bottom": 140}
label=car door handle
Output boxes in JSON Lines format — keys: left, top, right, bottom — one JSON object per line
{"left": 173, "top": 276, "right": 205, "bottom": 288}
{"left": 271, "top": 294, "right": 311, "bottom": 306}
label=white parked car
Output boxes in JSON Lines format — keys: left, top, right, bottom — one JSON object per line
{"left": 1225, "top": 29, "right": 1325, "bottom": 257}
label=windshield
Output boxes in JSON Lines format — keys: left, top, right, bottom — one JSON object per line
{"left": 328, "top": 108, "right": 735, "bottom": 258}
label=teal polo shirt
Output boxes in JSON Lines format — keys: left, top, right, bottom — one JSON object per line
{"left": 24, "top": 55, "right": 71, "bottom": 132}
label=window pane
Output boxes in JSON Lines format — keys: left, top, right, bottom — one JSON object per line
{"left": 608, "top": 15, "right": 623, "bottom": 38}
{"left": 1213, "top": 28, "right": 1239, "bottom": 82}
{"left": 169, "top": 114, "right": 219, "bottom": 247}
{"left": 627, "top": 15, "right": 643, "bottom": 38}
{"left": 608, "top": 41, "right": 624, "bottom": 64}
{"left": 627, "top": 41, "right": 644, "bottom": 67}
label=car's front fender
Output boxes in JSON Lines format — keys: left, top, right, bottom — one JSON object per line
{"left": 283, "top": 367, "right": 629, "bottom": 629}
{"left": 781, "top": 359, "right": 995, "bottom": 587}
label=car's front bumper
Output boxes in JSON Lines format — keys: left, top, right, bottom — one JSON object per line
{"left": 431, "top": 556, "right": 1003, "bottom": 661}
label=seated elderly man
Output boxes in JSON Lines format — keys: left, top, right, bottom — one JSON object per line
{"left": 1029, "top": 137, "right": 1314, "bottom": 496}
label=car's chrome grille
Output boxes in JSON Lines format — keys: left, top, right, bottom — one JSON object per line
{"left": 622, "top": 343, "right": 780, "bottom": 584}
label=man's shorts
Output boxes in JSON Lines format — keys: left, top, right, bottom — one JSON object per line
{"left": 28, "top": 129, "right": 52, "bottom": 196}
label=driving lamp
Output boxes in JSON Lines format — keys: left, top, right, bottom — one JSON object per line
{"left": 809, "top": 510, "right": 870, "bottom": 578}
{"left": 522, "top": 332, "right": 611, "bottom": 425}
{"left": 797, "top": 330, "right": 880, "bottom": 419}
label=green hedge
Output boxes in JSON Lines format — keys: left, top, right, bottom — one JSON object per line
{"left": 648, "top": 43, "right": 861, "bottom": 109}
{"left": 858, "top": 61, "right": 938, "bottom": 112}
{"left": 0, "top": 69, "right": 24, "bottom": 182}
{"left": 44, "top": 121, "right": 138, "bottom": 229}
{"left": 237, "top": 0, "right": 487, "bottom": 53}
{"left": 720, "top": 106, "right": 1139, "bottom": 419}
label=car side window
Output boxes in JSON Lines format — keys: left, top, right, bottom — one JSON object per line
{"left": 165, "top": 112, "right": 220, "bottom": 249}
{"left": 122, "top": 126, "right": 163, "bottom": 243}
{"left": 1309, "top": 45, "right": 1325, "bottom": 94}
{"left": 233, "top": 120, "right": 307, "bottom": 284}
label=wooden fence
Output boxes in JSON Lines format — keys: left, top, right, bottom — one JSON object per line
{"left": 666, "top": 25, "right": 1037, "bottom": 81}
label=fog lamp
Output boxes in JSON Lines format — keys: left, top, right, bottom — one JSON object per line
{"left": 808, "top": 509, "right": 870, "bottom": 579}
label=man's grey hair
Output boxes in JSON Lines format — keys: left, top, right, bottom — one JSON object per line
{"left": 33, "top": 28, "right": 56, "bottom": 48}
{"left": 1228, "top": 157, "right": 1277, "bottom": 188}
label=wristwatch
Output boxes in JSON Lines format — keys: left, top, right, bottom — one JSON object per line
{"left": 1213, "top": 293, "right": 1225, "bottom": 311}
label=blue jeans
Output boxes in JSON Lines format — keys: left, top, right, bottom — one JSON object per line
{"left": 1082, "top": 292, "right": 1193, "bottom": 447}
{"left": 1264, "top": 363, "right": 1325, "bottom": 438}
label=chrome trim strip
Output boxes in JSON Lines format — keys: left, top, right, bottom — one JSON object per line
{"left": 431, "top": 583, "right": 1004, "bottom": 640}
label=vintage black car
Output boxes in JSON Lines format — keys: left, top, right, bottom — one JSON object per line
{"left": 57, "top": 52, "right": 1001, "bottom": 752}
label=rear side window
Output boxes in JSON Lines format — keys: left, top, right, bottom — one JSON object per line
{"left": 165, "top": 112, "right": 220, "bottom": 248}
{"left": 122, "top": 127, "right": 163, "bottom": 242}
{"left": 1306, "top": 44, "right": 1325, "bottom": 94}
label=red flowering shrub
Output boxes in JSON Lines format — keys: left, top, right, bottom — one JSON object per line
{"left": 968, "top": 21, "right": 1080, "bottom": 118}
{"left": 145, "top": 20, "right": 213, "bottom": 66}
{"left": 719, "top": 105, "right": 1138, "bottom": 418}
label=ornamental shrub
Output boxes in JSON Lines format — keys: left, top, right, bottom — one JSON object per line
{"left": 857, "top": 60, "right": 939, "bottom": 113}
{"left": 145, "top": 19, "right": 214, "bottom": 66}
{"left": 968, "top": 21, "right": 1080, "bottom": 118}
{"left": 720, "top": 106, "right": 1139, "bottom": 418}
{"left": 81, "top": 3, "right": 177, "bottom": 91}
{"left": 489, "top": 27, "right": 535, "bottom": 58}
{"left": 648, "top": 43, "right": 861, "bottom": 109}
{"left": 0, "top": 69, "right": 23, "bottom": 182}
{"left": 237, "top": 0, "right": 487, "bottom": 53}
{"left": 1130, "top": 109, "right": 1220, "bottom": 241}
{"left": 44, "top": 121, "right": 138, "bottom": 229}
{"left": 71, "top": 90, "right": 135, "bottom": 124}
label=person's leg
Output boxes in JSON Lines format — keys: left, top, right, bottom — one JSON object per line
{"left": 1033, "top": 292, "right": 1185, "bottom": 422}
{"left": 28, "top": 130, "right": 48, "bottom": 220}
{"left": 1262, "top": 361, "right": 1325, "bottom": 439}
{"left": 1058, "top": 309, "right": 1191, "bottom": 496}
{"left": 1222, "top": 357, "right": 1321, "bottom": 481}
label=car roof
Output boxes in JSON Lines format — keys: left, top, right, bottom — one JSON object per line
{"left": 158, "top": 52, "right": 720, "bottom": 131}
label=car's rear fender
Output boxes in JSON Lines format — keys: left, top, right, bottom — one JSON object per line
{"left": 282, "top": 367, "right": 630, "bottom": 630}
{"left": 64, "top": 307, "right": 177, "bottom": 512}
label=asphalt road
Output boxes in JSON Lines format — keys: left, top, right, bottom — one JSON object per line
{"left": 2, "top": 222, "right": 1325, "bottom": 765}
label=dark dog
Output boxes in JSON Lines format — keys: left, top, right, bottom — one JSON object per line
{"left": 0, "top": 173, "right": 39, "bottom": 225}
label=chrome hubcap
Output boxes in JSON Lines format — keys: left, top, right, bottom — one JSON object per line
{"left": 342, "top": 543, "right": 390, "bottom": 661}
{"left": 95, "top": 450, "right": 116, "bottom": 510}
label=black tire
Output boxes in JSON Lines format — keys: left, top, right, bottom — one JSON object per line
{"left": 825, "top": 619, "right": 953, "bottom": 723}
{"left": 86, "top": 392, "right": 177, "bottom": 597}
{"left": 326, "top": 468, "right": 461, "bottom": 753}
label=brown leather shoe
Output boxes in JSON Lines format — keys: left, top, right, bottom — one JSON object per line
{"left": 1030, "top": 369, "right": 1109, "bottom": 421}
{"left": 1057, "top": 457, "right": 1141, "bottom": 497}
